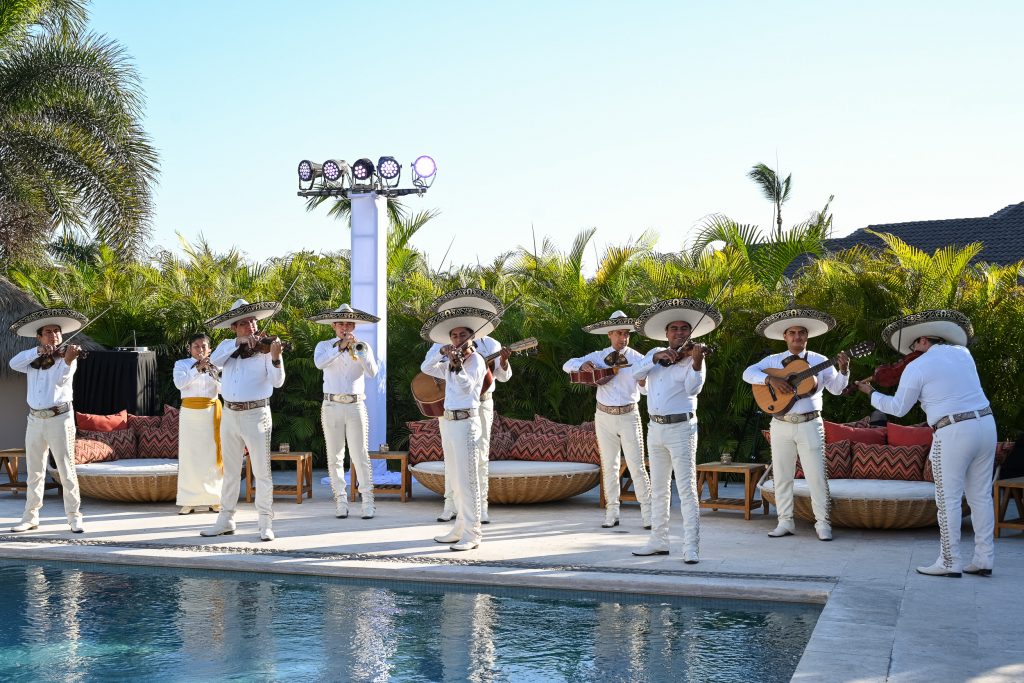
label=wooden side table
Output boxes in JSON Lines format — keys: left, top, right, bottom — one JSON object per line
{"left": 350, "top": 451, "right": 411, "bottom": 502}
{"left": 599, "top": 458, "right": 650, "bottom": 507}
{"left": 696, "top": 461, "right": 768, "bottom": 520}
{"left": 994, "top": 475, "right": 1024, "bottom": 538}
{"left": 0, "top": 449, "right": 60, "bottom": 495}
{"left": 246, "top": 451, "right": 313, "bottom": 504}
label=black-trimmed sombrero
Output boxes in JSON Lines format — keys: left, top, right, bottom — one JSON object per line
{"left": 205, "top": 299, "right": 280, "bottom": 329}
{"left": 429, "top": 288, "right": 503, "bottom": 315}
{"left": 881, "top": 309, "right": 973, "bottom": 354}
{"left": 9, "top": 308, "right": 88, "bottom": 338}
{"left": 583, "top": 310, "right": 636, "bottom": 335}
{"left": 420, "top": 306, "right": 500, "bottom": 345}
{"left": 756, "top": 308, "right": 835, "bottom": 340}
{"left": 306, "top": 304, "right": 380, "bottom": 325}
{"left": 635, "top": 298, "right": 722, "bottom": 341}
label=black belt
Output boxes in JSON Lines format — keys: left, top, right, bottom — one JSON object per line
{"left": 225, "top": 398, "right": 270, "bottom": 411}
{"left": 443, "top": 408, "right": 477, "bottom": 421}
{"left": 932, "top": 406, "right": 992, "bottom": 432}
{"left": 650, "top": 412, "right": 694, "bottom": 424}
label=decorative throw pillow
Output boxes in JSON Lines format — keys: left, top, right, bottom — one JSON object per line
{"left": 136, "top": 425, "right": 179, "bottom": 459}
{"left": 487, "top": 429, "right": 514, "bottom": 460}
{"left": 795, "top": 440, "right": 853, "bottom": 479}
{"left": 75, "top": 428, "right": 134, "bottom": 464}
{"left": 533, "top": 415, "right": 571, "bottom": 439}
{"left": 886, "top": 423, "right": 933, "bottom": 448}
{"left": 407, "top": 418, "right": 440, "bottom": 436}
{"left": 923, "top": 457, "right": 935, "bottom": 483}
{"left": 508, "top": 432, "right": 566, "bottom": 461}
{"left": 408, "top": 427, "right": 443, "bottom": 464}
{"left": 841, "top": 417, "right": 872, "bottom": 428}
{"left": 824, "top": 421, "right": 886, "bottom": 445}
{"left": 851, "top": 442, "right": 927, "bottom": 481}
{"left": 75, "top": 409, "right": 128, "bottom": 432}
{"left": 500, "top": 415, "right": 534, "bottom": 440}
{"left": 564, "top": 426, "right": 600, "bottom": 465}
{"left": 162, "top": 404, "right": 180, "bottom": 433}
{"left": 128, "top": 413, "right": 163, "bottom": 431}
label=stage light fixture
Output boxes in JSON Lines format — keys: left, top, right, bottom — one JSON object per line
{"left": 352, "top": 158, "right": 376, "bottom": 184}
{"left": 411, "top": 155, "right": 437, "bottom": 188}
{"left": 377, "top": 156, "right": 401, "bottom": 187}
{"left": 322, "top": 159, "right": 351, "bottom": 186}
{"left": 298, "top": 160, "right": 322, "bottom": 183}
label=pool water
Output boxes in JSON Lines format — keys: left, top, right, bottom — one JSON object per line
{"left": 0, "top": 561, "right": 819, "bottom": 682}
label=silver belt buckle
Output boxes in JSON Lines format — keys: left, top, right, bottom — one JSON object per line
{"left": 443, "top": 409, "right": 475, "bottom": 421}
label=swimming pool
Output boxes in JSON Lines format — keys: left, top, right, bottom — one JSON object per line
{"left": 0, "top": 561, "right": 819, "bottom": 682}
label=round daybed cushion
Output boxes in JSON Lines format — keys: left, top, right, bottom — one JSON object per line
{"left": 411, "top": 460, "right": 600, "bottom": 504}
{"left": 759, "top": 478, "right": 938, "bottom": 529}
{"left": 54, "top": 458, "right": 180, "bottom": 503}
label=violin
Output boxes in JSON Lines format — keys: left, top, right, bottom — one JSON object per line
{"left": 656, "top": 341, "right": 716, "bottom": 367}
{"left": 29, "top": 345, "right": 89, "bottom": 370}
{"left": 845, "top": 349, "right": 923, "bottom": 395}
{"left": 230, "top": 334, "right": 294, "bottom": 359}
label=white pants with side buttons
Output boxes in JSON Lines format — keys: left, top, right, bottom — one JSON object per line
{"left": 444, "top": 396, "right": 492, "bottom": 518}
{"left": 440, "top": 415, "right": 482, "bottom": 544}
{"left": 322, "top": 400, "right": 372, "bottom": 502}
{"left": 768, "top": 417, "right": 830, "bottom": 526}
{"left": 595, "top": 409, "right": 651, "bottom": 514}
{"left": 647, "top": 418, "right": 700, "bottom": 552}
{"left": 22, "top": 411, "right": 81, "bottom": 524}
{"left": 219, "top": 406, "right": 273, "bottom": 519}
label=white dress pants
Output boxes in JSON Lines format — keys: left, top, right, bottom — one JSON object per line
{"left": 219, "top": 406, "right": 273, "bottom": 519}
{"left": 444, "top": 396, "right": 492, "bottom": 517}
{"left": 22, "top": 411, "right": 81, "bottom": 524}
{"left": 647, "top": 419, "right": 700, "bottom": 552}
{"left": 322, "top": 400, "right": 372, "bottom": 502}
{"left": 930, "top": 415, "right": 997, "bottom": 571}
{"left": 768, "top": 418, "right": 830, "bottom": 526}
{"left": 176, "top": 405, "right": 223, "bottom": 507}
{"left": 595, "top": 410, "right": 651, "bottom": 514}
{"left": 440, "top": 415, "right": 482, "bottom": 543}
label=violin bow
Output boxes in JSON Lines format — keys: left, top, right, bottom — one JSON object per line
{"left": 54, "top": 306, "right": 113, "bottom": 350}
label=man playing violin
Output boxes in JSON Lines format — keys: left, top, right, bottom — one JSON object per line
{"left": 743, "top": 308, "right": 849, "bottom": 541}
{"left": 420, "top": 306, "right": 499, "bottom": 551}
{"left": 201, "top": 299, "right": 285, "bottom": 542}
{"left": 630, "top": 299, "right": 722, "bottom": 564}
{"left": 308, "top": 304, "right": 380, "bottom": 520}
{"left": 173, "top": 333, "right": 224, "bottom": 515}
{"left": 563, "top": 310, "right": 651, "bottom": 529}
{"left": 8, "top": 308, "right": 88, "bottom": 534}
{"left": 856, "top": 310, "right": 996, "bottom": 578}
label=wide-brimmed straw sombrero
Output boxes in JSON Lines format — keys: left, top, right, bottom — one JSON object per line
{"left": 429, "top": 288, "right": 503, "bottom": 315}
{"left": 9, "top": 308, "right": 88, "bottom": 338}
{"left": 420, "top": 306, "right": 500, "bottom": 345}
{"left": 881, "top": 309, "right": 973, "bottom": 354}
{"left": 205, "top": 299, "right": 280, "bottom": 329}
{"left": 635, "top": 298, "right": 722, "bottom": 341}
{"left": 582, "top": 310, "right": 636, "bottom": 335}
{"left": 306, "top": 303, "right": 380, "bottom": 325}
{"left": 755, "top": 308, "right": 835, "bottom": 340}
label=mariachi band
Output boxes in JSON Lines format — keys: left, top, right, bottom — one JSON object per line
{"left": 6, "top": 292, "right": 999, "bottom": 577}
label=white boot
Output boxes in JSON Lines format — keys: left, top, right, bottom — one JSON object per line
{"left": 916, "top": 561, "right": 960, "bottom": 578}
{"left": 640, "top": 504, "right": 652, "bottom": 530}
{"left": 815, "top": 522, "right": 833, "bottom": 541}
{"left": 178, "top": 506, "right": 194, "bottom": 515}
{"left": 200, "top": 510, "right": 236, "bottom": 537}
{"left": 682, "top": 548, "right": 699, "bottom": 565}
{"left": 258, "top": 515, "right": 275, "bottom": 542}
{"left": 335, "top": 498, "right": 349, "bottom": 519}
{"left": 768, "top": 520, "right": 795, "bottom": 538}
{"left": 632, "top": 540, "right": 669, "bottom": 556}
{"left": 68, "top": 515, "right": 85, "bottom": 534}
{"left": 11, "top": 520, "right": 38, "bottom": 533}
{"left": 434, "top": 530, "right": 461, "bottom": 544}
{"left": 451, "top": 537, "right": 480, "bottom": 551}
{"left": 602, "top": 506, "right": 620, "bottom": 528}
{"left": 964, "top": 564, "right": 992, "bottom": 577}
{"left": 361, "top": 493, "right": 375, "bottom": 520}
{"left": 436, "top": 502, "right": 456, "bottom": 523}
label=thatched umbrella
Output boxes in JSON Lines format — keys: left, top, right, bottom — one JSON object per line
{"left": 0, "top": 276, "right": 103, "bottom": 378}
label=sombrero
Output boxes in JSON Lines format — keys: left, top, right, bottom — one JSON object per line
{"left": 755, "top": 308, "right": 836, "bottom": 340}
{"left": 420, "top": 306, "right": 500, "bottom": 345}
{"left": 9, "top": 308, "right": 88, "bottom": 338}
{"left": 582, "top": 310, "right": 636, "bottom": 335}
{"left": 881, "top": 309, "right": 973, "bottom": 354}
{"left": 635, "top": 298, "right": 722, "bottom": 341}
{"left": 306, "top": 303, "right": 380, "bottom": 325}
{"left": 429, "top": 288, "right": 503, "bottom": 315}
{"left": 205, "top": 299, "right": 280, "bottom": 329}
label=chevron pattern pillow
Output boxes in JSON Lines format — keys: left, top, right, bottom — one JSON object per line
{"left": 533, "top": 415, "right": 571, "bottom": 439}
{"left": 795, "top": 440, "right": 852, "bottom": 479}
{"left": 75, "top": 428, "right": 135, "bottom": 464}
{"left": 565, "top": 423, "right": 599, "bottom": 465}
{"left": 136, "top": 425, "right": 179, "bottom": 459}
{"left": 852, "top": 442, "right": 927, "bottom": 481}
{"left": 407, "top": 419, "right": 442, "bottom": 464}
{"left": 128, "top": 414, "right": 163, "bottom": 431}
{"left": 500, "top": 415, "right": 534, "bottom": 440}
{"left": 508, "top": 432, "right": 566, "bottom": 461}
{"left": 487, "top": 429, "right": 514, "bottom": 460}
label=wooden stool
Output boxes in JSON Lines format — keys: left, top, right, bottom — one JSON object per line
{"left": 350, "top": 451, "right": 411, "bottom": 502}
{"left": 246, "top": 451, "right": 313, "bottom": 504}
{"left": 696, "top": 462, "right": 768, "bottom": 520}
{"left": 994, "top": 475, "right": 1024, "bottom": 538}
{"left": 599, "top": 457, "right": 650, "bottom": 507}
{"left": 0, "top": 449, "right": 61, "bottom": 495}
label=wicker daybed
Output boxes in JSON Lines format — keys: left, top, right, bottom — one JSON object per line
{"left": 53, "top": 459, "right": 179, "bottom": 503}
{"left": 411, "top": 460, "right": 600, "bottom": 504}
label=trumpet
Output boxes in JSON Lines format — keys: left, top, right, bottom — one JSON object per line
{"left": 336, "top": 334, "right": 367, "bottom": 359}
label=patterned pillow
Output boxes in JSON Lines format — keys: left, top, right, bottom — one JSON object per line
{"left": 508, "top": 432, "right": 566, "bottom": 461}
{"left": 795, "top": 440, "right": 852, "bottom": 479}
{"left": 408, "top": 425, "right": 443, "bottom": 464}
{"left": 923, "top": 457, "right": 935, "bottom": 483}
{"left": 564, "top": 426, "right": 600, "bottom": 465}
{"left": 533, "top": 415, "right": 571, "bottom": 438}
{"left": 136, "top": 425, "right": 179, "bottom": 459}
{"left": 75, "top": 410, "right": 128, "bottom": 432}
{"left": 487, "top": 430, "right": 515, "bottom": 461}
{"left": 851, "top": 442, "right": 927, "bottom": 481}
{"left": 162, "top": 404, "right": 180, "bottom": 432}
{"left": 407, "top": 418, "right": 440, "bottom": 436}
{"left": 75, "top": 428, "right": 135, "bottom": 464}
{"left": 128, "top": 413, "right": 163, "bottom": 431}
{"left": 841, "top": 417, "right": 872, "bottom": 428}
{"left": 500, "top": 415, "right": 534, "bottom": 440}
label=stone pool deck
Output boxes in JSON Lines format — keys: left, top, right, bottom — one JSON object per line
{"left": 0, "top": 471, "right": 1020, "bottom": 683}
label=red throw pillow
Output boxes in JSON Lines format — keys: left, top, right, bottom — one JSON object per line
{"left": 824, "top": 420, "right": 886, "bottom": 445}
{"left": 136, "top": 425, "right": 179, "bottom": 459}
{"left": 851, "top": 442, "right": 927, "bottom": 480}
{"left": 75, "top": 428, "right": 134, "bottom": 463}
{"left": 75, "top": 410, "right": 128, "bottom": 432}
{"left": 409, "top": 430, "right": 443, "bottom": 464}
{"left": 564, "top": 426, "right": 600, "bottom": 465}
{"left": 508, "top": 432, "right": 566, "bottom": 461}
{"left": 795, "top": 440, "right": 853, "bottom": 479}
{"left": 886, "top": 423, "right": 933, "bottom": 448}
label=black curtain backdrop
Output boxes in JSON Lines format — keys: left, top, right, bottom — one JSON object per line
{"left": 72, "top": 350, "right": 159, "bottom": 416}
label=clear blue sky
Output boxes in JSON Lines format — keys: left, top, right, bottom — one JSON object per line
{"left": 90, "top": 1, "right": 1024, "bottom": 270}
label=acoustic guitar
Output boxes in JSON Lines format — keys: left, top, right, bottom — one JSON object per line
{"left": 751, "top": 341, "right": 875, "bottom": 415}
{"left": 411, "top": 338, "right": 539, "bottom": 418}
{"left": 569, "top": 365, "right": 632, "bottom": 387}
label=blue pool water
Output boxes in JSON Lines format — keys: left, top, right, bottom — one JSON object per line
{"left": 0, "top": 561, "right": 819, "bottom": 682}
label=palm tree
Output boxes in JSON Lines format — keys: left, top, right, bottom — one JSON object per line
{"left": 0, "top": 0, "right": 158, "bottom": 261}
{"left": 747, "top": 163, "right": 792, "bottom": 239}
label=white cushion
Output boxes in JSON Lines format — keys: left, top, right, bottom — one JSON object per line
{"left": 760, "top": 477, "right": 936, "bottom": 501}
{"left": 75, "top": 459, "right": 179, "bottom": 476}
{"left": 412, "top": 460, "right": 599, "bottom": 477}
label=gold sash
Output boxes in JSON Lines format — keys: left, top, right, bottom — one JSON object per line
{"left": 181, "top": 397, "right": 223, "bottom": 472}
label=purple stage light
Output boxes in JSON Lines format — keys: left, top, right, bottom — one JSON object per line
{"left": 412, "top": 155, "right": 436, "bottom": 179}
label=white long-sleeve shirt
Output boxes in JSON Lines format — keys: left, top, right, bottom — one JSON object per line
{"left": 870, "top": 344, "right": 989, "bottom": 425}
{"left": 210, "top": 338, "right": 285, "bottom": 402}
{"left": 420, "top": 348, "right": 486, "bottom": 410}
{"left": 633, "top": 348, "right": 706, "bottom": 415}
{"left": 427, "top": 336, "right": 511, "bottom": 395}
{"left": 10, "top": 348, "right": 76, "bottom": 409}
{"left": 314, "top": 338, "right": 379, "bottom": 394}
{"left": 562, "top": 346, "right": 646, "bottom": 406}
{"left": 742, "top": 349, "right": 849, "bottom": 413}
{"left": 173, "top": 357, "right": 221, "bottom": 400}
